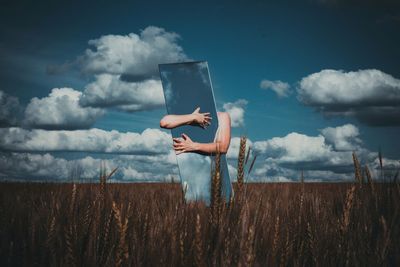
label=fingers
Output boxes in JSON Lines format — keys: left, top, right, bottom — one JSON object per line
{"left": 181, "top": 133, "right": 192, "bottom": 141}
{"left": 193, "top": 107, "right": 200, "bottom": 113}
{"left": 173, "top": 137, "right": 182, "bottom": 143}
{"left": 173, "top": 136, "right": 186, "bottom": 155}
{"left": 175, "top": 149, "right": 184, "bottom": 155}
{"left": 174, "top": 145, "right": 184, "bottom": 151}
{"left": 173, "top": 143, "right": 185, "bottom": 154}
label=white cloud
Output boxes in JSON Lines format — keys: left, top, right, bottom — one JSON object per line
{"left": 253, "top": 132, "right": 335, "bottom": 163}
{"left": 79, "top": 26, "right": 188, "bottom": 79}
{"left": 24, "top": 88, "right": 104, "bottom": 130}
{"left": 0, "top": 152, "right": 179, "bottom": 182}
{"left": 225, "top": 124, "right": 386, "bottom": 182}
{"left": 74, "top": 26, "right": 189, "bottom": 112}
{"left": 320, "top": 123, "right": 362, "bottom": 151}
{"left": 0, "top": 127, "right": 172, "bottom": 154}
{"left": 121, "top": 166, "right": 151, "bottom": 180}
{"left": 0, "top": 152, "right": 71, "bottom": 180}
{"left": 260, "top": 79, "right": 291, "bottom": 98}
{"left": 79, "top": 74, "right": 165, "bottom": 111}
{"left": 0, "top": 90, "right": 22, "bottom": 127}
{"left": 252, "top": 124, "right": 377, "bottom": 175}
{"left": 0, "top": 124, "right": 397, "bottom": 182}
{"left": 222, "top": 99, "right": 248, "bottom": 127}
{"left": 297, "top": 69, "right": 400, "bottom": 126}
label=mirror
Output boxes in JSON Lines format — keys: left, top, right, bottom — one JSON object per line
{"left": 159, "top": 61, "right": 233, "bottom": 205}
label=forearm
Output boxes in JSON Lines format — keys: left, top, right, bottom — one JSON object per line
{"left": 193, "top": 141, "right": 228, "bottom": 155}
{"left": 160, "top": 114, "right": 194, "bottom": 129}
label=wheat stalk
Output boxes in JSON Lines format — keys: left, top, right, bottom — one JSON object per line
{"left": 70, "top": 183, "right": 77, "bottom": 214}
{"left": 307, "top": 222, "right": 317, "bottom": 265}
{"left": 272, "top": 215, "right": 280, "bottom": 256}
{"left": 65, "top": 223, "right": 76, "bottom": 267}
{"left": 237, "top": 136, "right": 247, "bottom": 192}
{"left": 210, "top": 151, "right": 222, "bottom": 227}
{"left": 244, "top": 224, "right": 255, "bottom": 267}
{"left": 352, "top": 151, "right": 363, "bottom": 184}
{"left": 46, "top": 215, "right": 56, "bottom": 258}
{"left": 341, "top": 184, "right": 356, "bottom": 232}
{"left": 194, "top": 213, "right": 205, "bottom": 267}
{"left": 112, "top": 201, "right": 129, "bottom": 267}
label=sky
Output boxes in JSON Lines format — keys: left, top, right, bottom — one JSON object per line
{"left": 0, "top": 0, "right": 399, "bottom": 182}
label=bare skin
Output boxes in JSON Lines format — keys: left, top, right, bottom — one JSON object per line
{"left": 160, "top": 107, "right": 212, "bottom": 129}
{"left": 160, "top": 107, "right": 231, "bottom": 155}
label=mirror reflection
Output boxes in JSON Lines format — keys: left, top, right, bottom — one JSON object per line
{"left": 159, "top": 61, "right": 233, "bottom": 205}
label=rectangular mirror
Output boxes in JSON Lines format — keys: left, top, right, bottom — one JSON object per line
{"left": 159, "top": 61, "right": 233, "bottom": 205}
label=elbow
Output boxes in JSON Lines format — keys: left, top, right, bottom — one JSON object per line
{"left": 159, "top": 117, "right": 169, "bottom": 128}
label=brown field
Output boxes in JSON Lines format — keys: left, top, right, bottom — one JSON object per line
{"left": 0, "top": 180, "right": 399, "bottom": 266}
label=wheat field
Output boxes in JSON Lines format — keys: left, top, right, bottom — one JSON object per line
{"left": 0, "top": 140, "right": 399, "bottom": 266}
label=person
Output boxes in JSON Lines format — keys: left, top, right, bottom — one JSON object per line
{"left": 160, "top": 107, "right": 231, "bottom": 155}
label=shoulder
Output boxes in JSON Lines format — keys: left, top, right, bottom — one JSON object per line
{"left": 217, "top": 111, "right": 229, "bottom": 118}
{"left": 217, "top": 112, "right": 231, "bottom": 123}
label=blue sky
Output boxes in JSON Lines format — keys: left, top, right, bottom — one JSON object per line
{"left": 0, "top": 0, "right": 399, "bottom": 182}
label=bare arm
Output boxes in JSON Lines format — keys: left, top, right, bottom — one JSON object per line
{"left": 173, "top": 112, "right": 231, "bottom": 155}
{"left": 160, "top": 114, "right": 195, "bottom": 128}
{"left": 160, "top": 107, "right": 212, "bottom": 129}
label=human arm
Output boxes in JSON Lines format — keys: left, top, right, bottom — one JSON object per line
{"left": 173, "top": 112, "right": 231, "bottom": 155}
{"left": 160, "top": 107, "right": 212, "bottom": 129}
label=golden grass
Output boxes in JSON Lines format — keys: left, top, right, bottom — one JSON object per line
{"left": 0, "top": 150, "right": 399, "bottom": 266}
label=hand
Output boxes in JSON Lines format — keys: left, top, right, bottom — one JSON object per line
{"left": 173, "top": 133, "right": 198, "bottom": 155}
{"left": 191, "top": 107, "right": 212, "bottom": 129}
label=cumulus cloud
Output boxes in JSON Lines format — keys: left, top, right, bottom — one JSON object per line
{"left": 73, "top": 26, "right": 188, "bottom": 112}
{"left": 297, "top": 69, "right": 400, "bottom": 126}
{"left": 253, "top": 132, "right": 347, "bottom": 166}
{"left": 320, "top": 123, "right": 362, "bottom": 151}
{"left": 222, "top": 99, "right": 248, "bottom": 127}
{"left": 251, "top": 160, "right": 356, "bottom": 182}
{"left": 0, "top": 152, "right": 179, "bottom": 182}
{"left": 24, "top": 88, "right": 104, "bottom": 130}
{"left": 79, "top": 74, "right": 165, "bottom": 111}
{"left": 0, "top": 127, "right": 171, "bottom": 154}
{"left": 252, "top": 124, "right": 378, "bottom": 176}
{"left": 0, "top": 90, "right": 22, "bottom": 127}
{"left": 0, "top": 123, "right": 397, "bottom": 182}
{"left": 0, "top": 152, "right": 71, "bottom": 180}
{"left": 78, "top": 26, "right": 188, "bottom": 79}
{"left": 260, "top": 79, "right": 291, "bottom": 98}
